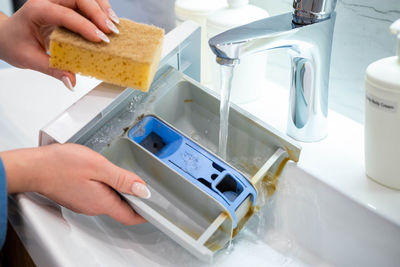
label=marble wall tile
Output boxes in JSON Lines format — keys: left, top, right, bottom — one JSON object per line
{"left": 331, "top": 0, "right": 399, "bottom": 122}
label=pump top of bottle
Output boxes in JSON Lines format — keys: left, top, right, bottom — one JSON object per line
{"left": 227, "top": 0, "right": 249, "bottom": 8}
{"left": 366, "top": 18, "right": 400, "bottom": 92}
{"left": 207, "top": 0, "right": 268, "bottom": 32}
{"left": 390, "top": 19, "right": 400, "bottom": 63}
{"left": 175, "top": 0, "right": 227, "bottom": 16}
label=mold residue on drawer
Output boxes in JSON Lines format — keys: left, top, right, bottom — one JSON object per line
{"left": 261, "top": 157, "right": 289, "bottom": 197}
{"left": 285, "top": 145, "right": 300, "bottom": 163}
{"left": 122, "top": 126, "right": 130, "bottom": 135}
{"left": 232, "top": 157, "right": 289, "bottom": 238}
{"left": 206, "top": 241, "right": 223, "bottom": 252}
{"left": 131, "top": 116, "right": 150, "bottom": 138}
{"left": 136, "top": 113, "right": 145, "bottom": 122}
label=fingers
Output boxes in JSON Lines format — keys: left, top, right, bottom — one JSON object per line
{"left": 57, "top": 0, "right": 119, "bottom": 33}
{"left": 32, "top": 3, "right": 104, "bottom": 42}
{"left": 75, "top": 0, "right": 119, "bottom": 35}
{"left": 106, "top": 7, "right": 119, "bottom": 25}
{"left": 100, "top": 162, "right": 151, "bottom": 199}
{"left": 106, "top": 195, "right": 147, "bottom": 225}
{"left": 95, "top": 0, "right": 119, "bottom": 24}
{"left": 61, "top": 74, "right": 75, "bottom": 90}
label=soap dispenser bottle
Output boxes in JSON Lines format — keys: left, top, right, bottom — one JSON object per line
{"left": 365, "top": 19, "right": 400, "bottom": 189}
{"left": 175, "top": 0, "right": 228, "bottom": 85}
{"left": 207, "top": 0, "right": 269, "bottom": 104}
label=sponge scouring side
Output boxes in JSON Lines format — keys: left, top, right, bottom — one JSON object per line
{"left": 49, "top": 18, "right": 164, "bottom": 92}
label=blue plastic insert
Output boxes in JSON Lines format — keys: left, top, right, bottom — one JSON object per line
{"left": 128, "top": 115, "right": 257, "bottom": 227}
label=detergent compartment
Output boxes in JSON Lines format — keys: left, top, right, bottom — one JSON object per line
{"left": 127, "top": 115, "right": 257, "bottom": 228}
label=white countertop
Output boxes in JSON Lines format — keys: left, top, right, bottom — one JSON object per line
{"left": 0, "top": 68, "right": 100, "bottom": 150}
{"left": 1, "top": 67, "right": 400, "bottom": 266}
{"left": 240, "top": 81, "right": 400, "bottom": 225}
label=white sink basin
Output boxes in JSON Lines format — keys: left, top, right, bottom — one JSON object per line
{"left": 253, "top": 162, "right": 400, "bottom": 267}
{"left": 10, "top": 160, "right": 399, "bottom": 267}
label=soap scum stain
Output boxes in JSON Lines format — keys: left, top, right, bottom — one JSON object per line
{"left": 232, "top": 157, "right": 289, "bottom": 238}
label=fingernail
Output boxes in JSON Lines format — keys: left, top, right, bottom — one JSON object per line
{"left": 95, "top": 29, "right": 110, "bottom": 43}
{"left": 108, "top": 8, "right": 119, "bottom": 24}
{"left": 61, "top": 76, "right": 74, "bottom": 91}
{"left": 131, "top": 182, "right": 151, "bottom": 199}
{"left": 106, "top": 19, "right": 119, "bottom": 34}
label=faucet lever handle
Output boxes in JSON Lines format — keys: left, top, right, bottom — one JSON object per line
{"left": 293, "top": 0, "right": 337, "bottom": 24}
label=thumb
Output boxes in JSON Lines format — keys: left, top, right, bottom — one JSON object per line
{"left": 103, "top": 163, "right": 151, "bottom": 199}
{"left": 102, "top": 188, "right": 147, "bottom": 225}
{"left": 26, "top": 47, "right": 76, "bottom": 90}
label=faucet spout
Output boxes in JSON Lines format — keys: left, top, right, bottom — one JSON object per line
{"left": 209, "top": 13, "right": 296, "bottom": 64}
{"left": 208, "top": 1, "right": 337, "bottom": 142}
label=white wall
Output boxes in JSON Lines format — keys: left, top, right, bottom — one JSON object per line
{"left": 109, "top": 0, "right": 176, "bottom": 32}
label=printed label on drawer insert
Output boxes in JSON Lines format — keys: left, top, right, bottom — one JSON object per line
{"left": 366, "top": 93, "right": 398, "bottom": 113}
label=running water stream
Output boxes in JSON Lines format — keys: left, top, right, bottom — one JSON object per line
{"left": 218, "top": 65, "right": 235, "bottom": 159}
{"left": 217, "top": 64, "right": 236, "bottom": 253}
{"left": 218, "top": 64, "right": 287, "bottom": 255}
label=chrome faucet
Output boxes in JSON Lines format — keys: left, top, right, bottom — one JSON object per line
{"left": 209, "top": 0, "right": 337, "bottom": 142}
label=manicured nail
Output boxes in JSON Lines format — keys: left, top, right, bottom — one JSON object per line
{"left": 61, "top": 76, "right": 74, "bottom": 91}
{"left": 95, "top": 29, "right": 110, "bottom": 43}
{"left": 108, "top": 8, "right": 119, "bottom": 24}
{"left": 106, "top": 19, "right": 119, "bottom": 34}
{"left": 131, "top": 182, "right": 151, "bottom": 199}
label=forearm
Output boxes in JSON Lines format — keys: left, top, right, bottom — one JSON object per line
{"left": 0, "top": 12, "right": 9, "bottom": 62}
{"left": 0, "top": 148, "right": 44, "bottom": 194}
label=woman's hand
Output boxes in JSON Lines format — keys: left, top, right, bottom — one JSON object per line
{"left": 1, "top": 143, "right": 149, "bottom": 225}
{"left": 0, "top": 0, "right": 120, "bottom": 90}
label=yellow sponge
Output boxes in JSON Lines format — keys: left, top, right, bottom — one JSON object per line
{"left": 49, "top": 18, "right": 164, "bottom": 91}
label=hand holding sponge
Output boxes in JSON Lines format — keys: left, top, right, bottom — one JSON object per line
{"left": 49, "top": 18, "right": 164, "bottom": 92}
